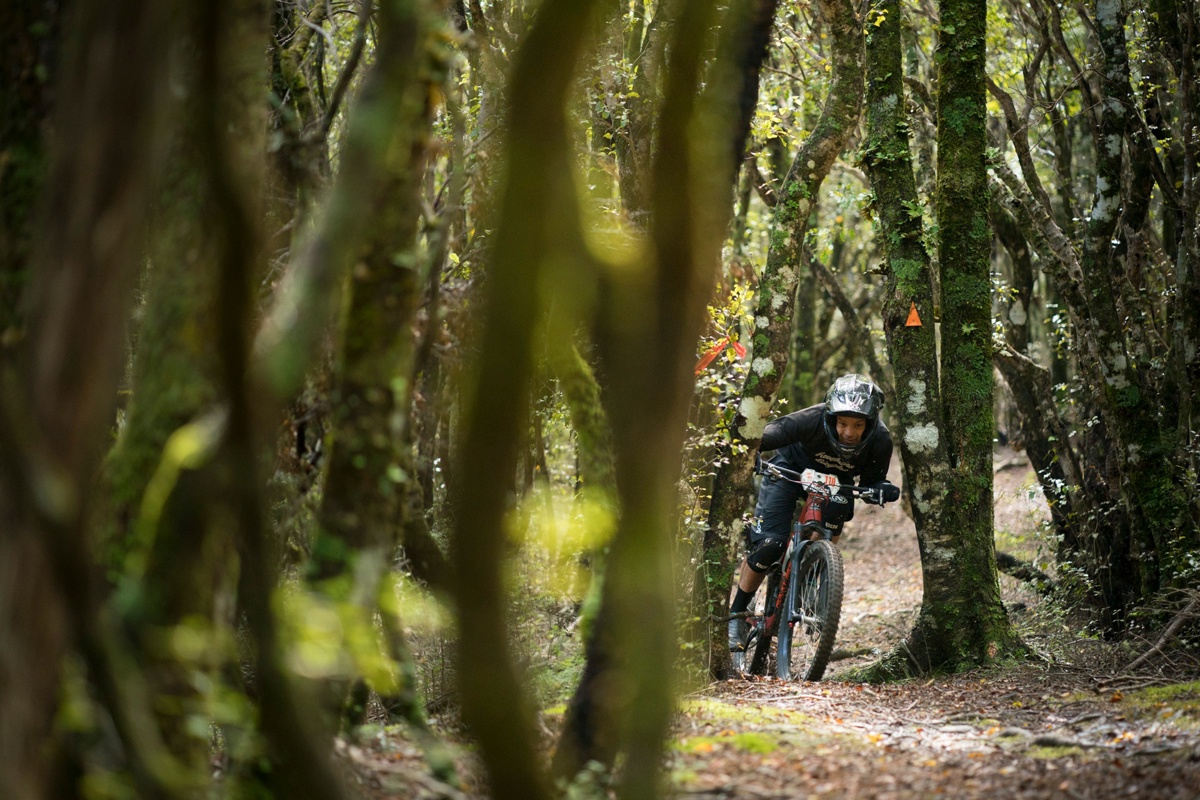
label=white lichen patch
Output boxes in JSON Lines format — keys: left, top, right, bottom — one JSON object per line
{"left": 771, "top": 293, "right": 787, "bottom": 310}
{"left": 1127, "top": 443, "right": 1142, "bottom": 465}
{"left": 737, "top": 395, "right": 773, "bottom": 439}
{"left": 927, "top": 546, "right": 955, "bottom": 563}
{"left": 1008, "top": 300, "right": 1027, "bottom": 326}
{"left": 755, "top": 315, "right": 769, "bottom": 330}
{"left": 905, "top": 422, "right": 939, "bottom": 454}
{"left": 906, "top": 379, "right": 927, "bottom": 415}
{"left": 779, "top": 266, "right": 795, "bottom": 284}
{"left": 752, "top": 357, "right": 774, "bottom": 375}
{"left": 912, "top": 485, "right": 931, "bottom": 515}
{"left": 1104, "top": 346, "right": 1129, "bottom": 386}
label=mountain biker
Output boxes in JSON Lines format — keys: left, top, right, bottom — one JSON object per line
{"left": 728, "top": 373, "right": 898, "bottom": 652}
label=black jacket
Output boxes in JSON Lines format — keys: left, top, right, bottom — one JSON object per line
{"left": 761, "top": 404, "right": 892, "bottom": 486}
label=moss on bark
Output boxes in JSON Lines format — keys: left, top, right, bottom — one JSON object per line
{"left": 861, "top": 0, "right": 1021, "bottom": 679}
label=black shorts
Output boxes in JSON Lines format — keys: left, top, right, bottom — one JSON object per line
{"left": 750, "top": 473, "right": 855, "bottom": 544}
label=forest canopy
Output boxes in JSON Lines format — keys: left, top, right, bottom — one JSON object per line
{"left": 0, "top": 0, "right": 1197, "bottom": 797}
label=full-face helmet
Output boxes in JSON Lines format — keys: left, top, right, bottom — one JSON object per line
{"left": 823, "top": 374, "right": 885, "bottom": 458}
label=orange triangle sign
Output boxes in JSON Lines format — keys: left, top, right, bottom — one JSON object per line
{"left": 905, "top": 302, "right": 922, "bottom": 327}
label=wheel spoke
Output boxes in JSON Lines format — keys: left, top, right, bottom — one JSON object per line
{"left": 781, "top": 540, "right": 844, "bottom": 681}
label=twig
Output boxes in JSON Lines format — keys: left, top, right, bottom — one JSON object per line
{"left": 1125, "top": 598, "right": 1200, "bottom": 672}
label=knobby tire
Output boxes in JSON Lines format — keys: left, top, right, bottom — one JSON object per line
{"left": 775, "top": 539, "right": 843, "bottom": 681}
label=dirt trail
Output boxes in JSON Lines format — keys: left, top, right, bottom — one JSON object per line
{"left": 342, "top": 450, "right": 1200, "bottom": 798}
{"left": 673, "top": 452, "right": 1200, "bottom": 798}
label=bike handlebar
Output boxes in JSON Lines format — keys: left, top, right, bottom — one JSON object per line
{"left": 756, "top": 460, "right": 900, "bottom": 507}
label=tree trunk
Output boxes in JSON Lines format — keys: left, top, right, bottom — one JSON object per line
{"left": 862, "top": 0, "right": 1019, "bottom": 679}
{"left": 0, "top": 2, "right": 177, "bottom": 794}
{"left": 0, "top": 2, "right": 63, "bottom": 347}
{"left": 449, "top": 1, "right": 605, "bottom": 796}
{"left": 309, "top": 1, "right": 437, "bottom": 588}
{"left": 103, "top": 2, "right": 270, "bottom": 782}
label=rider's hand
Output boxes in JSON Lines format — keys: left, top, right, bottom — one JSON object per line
{"left": 865, "top": 481, "right": 900, "bottom": 505}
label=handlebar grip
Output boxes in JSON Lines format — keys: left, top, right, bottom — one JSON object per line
{"left": 881, "top": 483, "right": 900, "bottom": 503}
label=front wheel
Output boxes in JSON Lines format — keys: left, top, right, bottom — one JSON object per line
{"left": 775, "top": 539, "right": 844, "bottom": 681}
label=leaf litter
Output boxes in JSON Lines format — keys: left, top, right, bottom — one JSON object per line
{"left": 338, "top": 451, "right": 1200, "bottom": 798}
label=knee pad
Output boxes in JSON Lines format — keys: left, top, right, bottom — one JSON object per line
{"left": 746, "top": 537, "right": 786, "bottom": 573}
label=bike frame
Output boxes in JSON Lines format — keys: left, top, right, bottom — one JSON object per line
{"left": 739, "top": 460, "right": 893, "bottom": 678}
{"left": 760, "top": 487, "right": 838, "bottom": 638}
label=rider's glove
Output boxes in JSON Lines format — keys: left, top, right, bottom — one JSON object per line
{"left": 865, "top": 481, "right": 900, "bottom": 505}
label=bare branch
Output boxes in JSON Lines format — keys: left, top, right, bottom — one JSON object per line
{"left": 1126, "top": 598, "right": 1200, "bottom": 672}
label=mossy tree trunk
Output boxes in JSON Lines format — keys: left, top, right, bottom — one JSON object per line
{"left": 106, "top": 1, "right": 270, "bottom": 782}
{"left": 862, "top": 0, "right": 1020, "bottom": 679}
{"left": 308, "top": 2, "right": 435, "bottom": 586}
{"left": 579, "top": 0, "right": 782, "bottom": 790}
{"left": 700, "top": 0, "right": 862, "bottom": 681}
{"left": 548, "top": 341, "right": 618, "bottom": 779}
{"left": 0, "top": 1, "right": 177, "bottom": 794}
{"left": 924, "top": 0, "right": 1019, "bottom": 668}
{"left": 302, "top": 1, "right": 448, "bottom": 752}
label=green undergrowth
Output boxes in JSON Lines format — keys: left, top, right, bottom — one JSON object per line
{"left": 669, "top": 697, "right": 866, "bottom": 789}
{"left": 1026, "top": 744, "right": 1086, "bottom": 759}
{"left": 674, "top": 697, "right": 853, "bottom": 750}
{"left": 680, "top": 698, "right": 818, "bottom": 727}
{"left": 672, "top": 731, "right": 779, "bottom": 755}
{"left": 1121, "top": 681, "right": 1200, "bottom": 729}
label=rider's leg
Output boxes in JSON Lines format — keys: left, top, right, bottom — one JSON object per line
{"left": 729, "top": 476, "right": 801, "bottom": 650}
{"left": 730, "top": 536, "right": 783, "bottom": 610}
{"left": 735, "top": 559, "right": 767, "bottom": 594}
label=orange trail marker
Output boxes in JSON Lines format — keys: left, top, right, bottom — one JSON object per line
{"left": 905, "top": 302, "right": 922, "bottom": 327}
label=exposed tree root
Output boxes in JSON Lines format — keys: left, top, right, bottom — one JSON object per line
{"left": 848, "top": 614, "right": 1030, "bottom": 683}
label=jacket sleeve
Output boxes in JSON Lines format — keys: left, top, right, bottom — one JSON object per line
{"left": 858, "top": 435, "right": 894, "bottom": 486}
{"left": 760, "top": 411, "right": 806, "bottom": 451}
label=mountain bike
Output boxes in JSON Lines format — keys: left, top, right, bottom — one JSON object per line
{"left": 732, "top": 462, "right": 897, "bottom": 681}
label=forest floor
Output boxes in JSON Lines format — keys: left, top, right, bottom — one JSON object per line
{"left": 338, "top": 448, "right": 1200, "bottom": 798}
